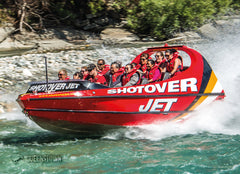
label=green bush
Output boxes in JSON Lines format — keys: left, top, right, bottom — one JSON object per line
{"left": 0, "top": 3, "right": 13, "bottom": 26}
{"left": 89, "top": 0, "right": 105, "bottom": 14}
{"left": 126, "top": 0, "right": 233, "bottom": 40}
{"left": 230, "top": 0, "right": 240, "bottom": 12}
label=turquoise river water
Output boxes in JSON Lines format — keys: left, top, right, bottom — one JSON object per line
{"left": 1, "top": 32, "right": 240, "bottom": 173}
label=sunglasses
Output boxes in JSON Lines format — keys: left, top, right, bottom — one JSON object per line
{"left": 155, "top": 55, "right": 161, "bottom": 58}
{"left": 165, "top": 55, "right": 170, "bottom": 57}
{"left": 98, "top": 64, "right": 104, "bottom": 66}
{"left": 140, "top": 58, "right": 146, "bottom": 61}
{"left": 58, "top": 73, "right": 64, "bottom": 76}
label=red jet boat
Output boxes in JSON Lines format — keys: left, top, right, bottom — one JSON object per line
{"left": 17, "top": 45, "right": 225, "bottom": 135}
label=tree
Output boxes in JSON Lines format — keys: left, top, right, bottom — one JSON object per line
{"left": 10, "top": 0, "right": 51, "bottom": 33}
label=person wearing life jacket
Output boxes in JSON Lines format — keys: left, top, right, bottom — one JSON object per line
{"left": 105, "top": 61, "right": 124, "bottom": 87}
{"left": 145, "top": 59, "right": 161, "bottom": 83}
{"left": 155, "top": 51, "right": 167, "bottom": 73}
{"left": 165, "top": 49, "right": 183, "bottom": 77}
{"left": 81, "top": 66, "right": 90, "bottom": 80}
{"left": 73, "top": 72, "right": 83, "bottom": 79}
{"left": 114, "top": 63, "right": 141, "bottom": 87}
{"left": 139, "top": 53, "right": 149, "bottom": 74}
{"left": 131, "top": 62, "right": 137, "bottom": 69}
{"left": 58, "top": 69, "right": 70, "bottom": 80}
{"left": 87, "top": 64, "right": 107, "bottom": 86}
{"left": 97, "top": 59, "right": 110, "bottom": 76}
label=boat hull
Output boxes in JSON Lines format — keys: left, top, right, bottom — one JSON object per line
{"left": 18, "top": 91, "right": 222, "bottom": 134}
{"left": 29, "top": 116, "right": 123, "bottom": 135}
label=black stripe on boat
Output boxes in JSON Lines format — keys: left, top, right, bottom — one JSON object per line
{"left": 28, "top": 92, "right": 224, "bottom": 101}
{"left": 26, "top": 108, "right": 192, "bottom": 114}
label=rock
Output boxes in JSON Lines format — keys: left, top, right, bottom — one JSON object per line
{"left": 74, "top": 19, "right": 90, "bottom": 28}
{"left": 83, "top": 23, "right": 101, "bottom": 31}
{"left": 100, "top": 28, "right": 140, "bottom": 43}
{"left": 36, "top": 39, "right": 75, "bottom": 52}
{"left": 197, "top": 16, "right": 240, "bottom": 40}
{"left": 142, "top": 37, "right": 155, "bottom": 42}
{"left": 0, "top": 26, "right": 15, "bottom": 43}
{"left": 214, "top": 18, "right": 240, "bottom": 34}
{"left": 0, "top": 37, "right": 36, "bottom": 50}
{"left": 175, "top": 31, "right": 201, "bottom": 39}
{"left": 86, "top": 13, "right": 99, "bottom": 19}
{"left": 94, "top": 17, "right": 110, "bottom": 26}
{"left": 23, "top": 69, "right": 33, "bottom": 77}
{"left": 0, "top": 104, "right": 4, "bottom": 113}
{"left": 0, "top": 27, "right": 97, "bottom": 53}
{"left": 169, "top": 31, "right": 202, "bottom": 43}
{"left": 198, "top": 23, "right": 220, "bottom": 40}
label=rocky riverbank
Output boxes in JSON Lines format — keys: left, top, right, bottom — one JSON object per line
{"left": 1, "top": 15, "right": 240, "bottom": 55}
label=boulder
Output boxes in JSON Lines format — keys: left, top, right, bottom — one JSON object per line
{"left": 0, "top": 26, "right": 15, "bottom": 43}
{"left": 170, "top": 31, "right": 202, "bottom": 43}
{"left": 214, "top": 18, "right": 240, "bottom": 34}
{"left": 100, "top": 28, "right": 140, "bottom": 43}
{"left": 0, "top": 37, "right": 36, "bottom": 50}
{"left": 198, "top": 23, "right": 220, "bottom": 40}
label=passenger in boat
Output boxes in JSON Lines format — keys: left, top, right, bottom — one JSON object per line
{"left": 165, "top": 49, "right": 183, "bottom": 77}
{"left": 139, "top": 53, "right": 150, "bottom": 74}
{"left": 81, "top": 66, "right": 90, "bottom": 80}
{"left": 131, "top": 62, "right": 137, "bottom": 68}
{"left": 105, "top": 61, "right": 124, "bottom": 87}
{"left": 73, "top": 72, "right": 83, "bottom": 79}
{"left": 114, "top": 63, "right": 140, "bottom": 87}
{"left": 155, "top": 51, "right": 167, "bottom": 73}
{"left": 145, "top": 59, "right": 161, "bottom": 83}
{"left": 58, "top": 69, "right": 70, "bottom": 80}
{"left": 87, "top": 64, "right": 107, "bottom": 86}
{"left": 97, "top": 59, "right": 110, "bottom": 76}
{"left": 116, "top": 60, "right": 125, "bottom": 72}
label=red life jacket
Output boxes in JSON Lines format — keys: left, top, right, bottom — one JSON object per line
{"left": 121, "top": 68, "right": 140, "bottom": 86}
{"left": 83, "top": 74, "right": 90, "bottom": 80}
{"left": 91, "top": 73, "right": 107, "bottom": 86}
{"left": 134, "top": 64, "right": 141, "bottom": 70}
{"left": 140, "top": 64, "right": 147, "bottom": 73}
{"left": 99, "top": 64, "right": 110, "bottom": 75}
{"left": 146, "top": 65, "right": 161, "bottom": 82}
{"left": 155, "top": 59, "right": 166, "bottom": 67}
{"left": 112, "top": 68, "right": 124, "bottom": 83}
{"left": 166, "top": 52, "right": 183, "bottom": 76}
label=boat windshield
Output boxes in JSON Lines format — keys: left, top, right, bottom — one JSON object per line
{"left": 27, "top": 80, "right": 108, "bottom": 93}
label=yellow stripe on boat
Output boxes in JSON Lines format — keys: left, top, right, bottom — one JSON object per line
{"left": 173, "top": 71, "right": 218, "bottom": 121}
{"left": 189, "top": 71, "right": 217, "bottom": 111}
{"left": 203, "top": 71, "right": 218, "bottom": 93}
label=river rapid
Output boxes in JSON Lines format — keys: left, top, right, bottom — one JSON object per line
{"left": 1, "top": 31, "right": 240, "bottom": 173}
